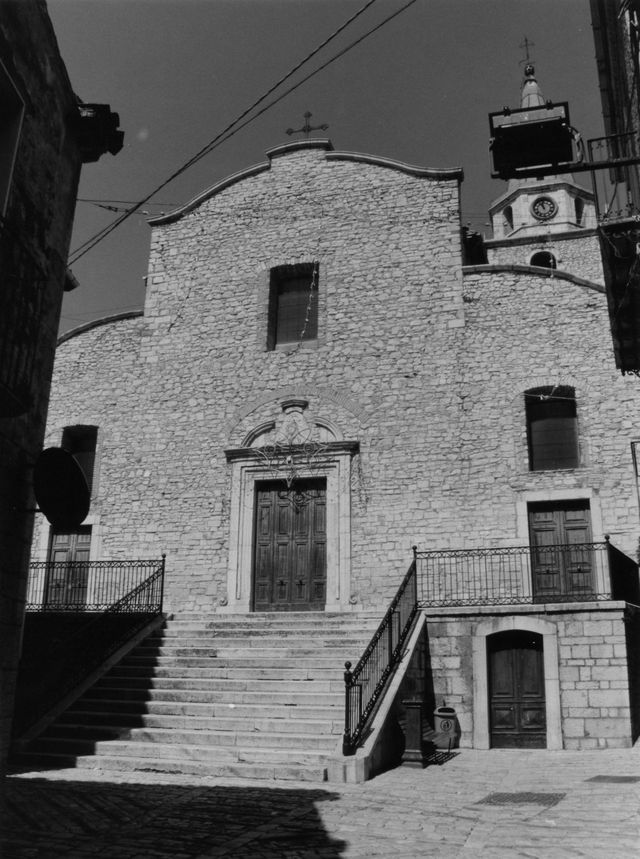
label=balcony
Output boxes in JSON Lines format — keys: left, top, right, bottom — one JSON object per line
{"left": 26, "top": 558, "right": 165, "bottom": 612}
{"left": 415, "top": 539, "right": 640, "bottom": 608}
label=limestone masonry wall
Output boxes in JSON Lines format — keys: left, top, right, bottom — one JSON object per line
{"left": 35, "top": 144, "right": 640, "bottom": 617}
{"left": 486, "top": 233, "right": 604, "bottom": 283}
{"left": 425, "top": 607, "right": 634, "bottom": 750}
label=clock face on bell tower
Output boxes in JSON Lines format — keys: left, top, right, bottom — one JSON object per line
{"left": 531, "top": 195, "right": 558, "bottom": 221}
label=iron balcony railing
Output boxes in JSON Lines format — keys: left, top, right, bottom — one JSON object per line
{"left": 15, "top": 557, "right": 166, "bottom": 735}
{"left": 343, "top": 557, "right": 419, "bottom": 755}
{"left": 26, "top": 558, "right": 165, "bottom": 612}
{"left": 415, "top": 539, "right": 640, "bottom": 607}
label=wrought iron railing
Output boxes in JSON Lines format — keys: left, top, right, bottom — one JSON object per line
{"left": 415, "top": 539, "right": 639, "bottom": 607}
{"left": 14, "top": 557, "right": 166, "bottom": 736}
{"left": 26, "top": 558, "right": 165, "bottom": 612}
{"left": 588, "top": 132, "right": 640, "bottom": 224}
{"left": 342, "top": 555, "right": 419, "bottom": 755}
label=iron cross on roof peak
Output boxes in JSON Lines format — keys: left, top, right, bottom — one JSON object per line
{"left": 519, "top": 35, "right": 535, "bottom": 65}
{"left": 286, "top": 111, "right": 329, "bottom": 139}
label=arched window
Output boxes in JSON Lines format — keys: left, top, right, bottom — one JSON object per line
{"left": 503, "top": 206, "right": 514, "bottom": 233}
{"left": 525, "top": 386, "right": 578, "bottom": 471}
{"left": 530, "top": 251, "right": 557, "bottom": 269}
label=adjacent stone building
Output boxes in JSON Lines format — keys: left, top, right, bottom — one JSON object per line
{"left": 0, "top": 0, "right": 121, "bottom": 776}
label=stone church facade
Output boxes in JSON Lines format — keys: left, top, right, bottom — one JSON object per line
{"left": 31, "top": 137, "right": 640, "bottom": 752}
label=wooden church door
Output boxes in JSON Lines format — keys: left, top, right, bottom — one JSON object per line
{"left": 252, "top": 479, "right": 326, "bottom": 611}
{"left": 488, "top": 630, "right": 546, "bottom": 748}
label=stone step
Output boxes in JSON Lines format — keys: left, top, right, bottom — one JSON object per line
{"left": 167, "top": 612, "right": 380, "bottom": 625}
{"left": 13, "top": 750, "right": 329, "bottom": 781}
{"left": 109, "top": 663, "right": 344, "bottom": 680}
{"left": 67, "top": 699, "right": 342, "bottom": 719}
{"left": 88, "top": 676, "right": 344, "bottom": 696}
{"left": 51, "top": 712, "right": 343, "bottom": 735}
{"left": 138, "top": 639, "right": 369, "bottom": 653}
{"left": 152, "top": 626, "right": 377, "bottom": 638}
{"left": 32, "top": 727, "right": 337, "bottom": 753}
{"left": 81, "top": 686, "right": 343, "bottom": 706}
{"left": 121, "top": 654, "right": 348, "bottom": 669}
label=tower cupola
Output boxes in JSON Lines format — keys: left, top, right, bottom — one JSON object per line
{"left": 520, "top": 63, "right": 545, "bottom": 109}
{"left": 484, "top": 61, "right": 601, "bottom": 281}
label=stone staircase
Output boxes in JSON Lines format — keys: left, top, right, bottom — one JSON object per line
{"left": 13, "top": 612, "right": 380, "bottom": 781}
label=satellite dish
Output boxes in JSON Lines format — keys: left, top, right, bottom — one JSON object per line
{"left": 33, "top": 447, "right": 90, "bottom": 530}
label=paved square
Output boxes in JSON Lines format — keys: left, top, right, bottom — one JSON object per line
{"left": 3, "top": 747, "right": 639, "bottom": 858}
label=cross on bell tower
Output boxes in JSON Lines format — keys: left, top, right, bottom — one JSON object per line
{"left": 286, "top": 111, "right": 329, "bottom": 139}
{"left": 519, "top": 35, "right": 535, "bottom": 64}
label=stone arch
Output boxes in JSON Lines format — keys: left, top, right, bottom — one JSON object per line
{"left": 471, "top": 614, "right": 562, "bottom": 749}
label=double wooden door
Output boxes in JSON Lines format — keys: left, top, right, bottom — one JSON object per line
{"left": 45, "top": 528, "right": 92, "bottom": 607}
{"left": 528, "top": 501, "right": 594, "bottom": 601}
{"left": 252, "top": 479, "right": 326, "bottom": 611}
{"left": 488, "top": 630, "right": 546, "bottom": 748}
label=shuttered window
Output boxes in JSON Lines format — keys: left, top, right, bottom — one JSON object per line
{"left": 267, "top": 263, "right": 318, "bottom": 349}
{"left": 525, "top": 386, "right": 578, "bottom": 470}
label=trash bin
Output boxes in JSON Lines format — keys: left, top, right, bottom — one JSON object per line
{"left": 433, "top": 705, "right": 459, "bottom": 748}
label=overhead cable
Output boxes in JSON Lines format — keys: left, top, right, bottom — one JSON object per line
{"left": 68, "top": 0, "right": 386, "bottom": 264}
{"left": 69, "top": 0, "right": 419, "bottom": 265}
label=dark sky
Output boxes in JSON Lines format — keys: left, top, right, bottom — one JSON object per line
{"left": 48, "top": 0, "right": 603, "bottom": 333}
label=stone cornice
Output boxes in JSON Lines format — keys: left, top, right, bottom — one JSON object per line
{"left": 485, "top": 227, "right": 599, "bottom": 248}
{"left": 462, "top": 263, "right": 605, "bottom": 293}
{"left": 325, "top": 151, "right": 463, "bottom": 180}
{"left": 57, "top": 310, "right": 144, "bottom": 346}
{"left": 224, "top": 440, "right": 360, "bottom": 462}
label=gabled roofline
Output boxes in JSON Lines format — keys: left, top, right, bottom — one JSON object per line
{"left": 57, "top": 310, "right": 144, "bottom": 346}
{"left": 462, "top": 263, "right": 605, "bottom": 293}
{"left": 149, "top": 140, "right": 463, "bottom": 226}
{"left": 325, "top": 151, "right": 463, "bottom": 180}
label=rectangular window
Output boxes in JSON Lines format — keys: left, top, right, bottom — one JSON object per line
{"left": 267, "top": 263, "right": 318, "bottom": 349}
{"left": 525, "top": 386, "right": 578, "bottom": 471}
{"left": 62, "top": 425, "right": 98, "bottom": 495}
{"left": 0, "top": 59, "right": 24, "bottom": 216}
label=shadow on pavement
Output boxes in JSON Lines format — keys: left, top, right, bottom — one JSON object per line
{"left": 2, "top": 774, "right": 347, "bottom": 859}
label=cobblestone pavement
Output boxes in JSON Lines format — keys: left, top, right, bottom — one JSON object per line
{"left": 2, "top": 747, "right": 639, "bottom": 858}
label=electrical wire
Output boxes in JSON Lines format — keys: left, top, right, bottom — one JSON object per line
{"left": 68, "top": 0, "right": 394, "bottom": 265}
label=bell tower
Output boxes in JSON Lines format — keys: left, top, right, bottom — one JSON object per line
{"left": 485, "top": 64, "right": 601, "bottom": 279}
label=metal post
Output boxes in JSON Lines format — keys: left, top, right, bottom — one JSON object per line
{"left": 342, "top": 660, "right": 354, "bottom": 756}
{"left": 159, "top": 553, "right": 166, "bottom": 613}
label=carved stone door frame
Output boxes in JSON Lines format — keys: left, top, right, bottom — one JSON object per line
{"left": 223, "top": 440, "right": 357, "bottom": 613}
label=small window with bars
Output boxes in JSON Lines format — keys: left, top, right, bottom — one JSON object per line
{"left": 525, "top": 386, "right": 578, "bottom": 471}
{"left": 267, "top": 263, "right": 318, "bottom": 350}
